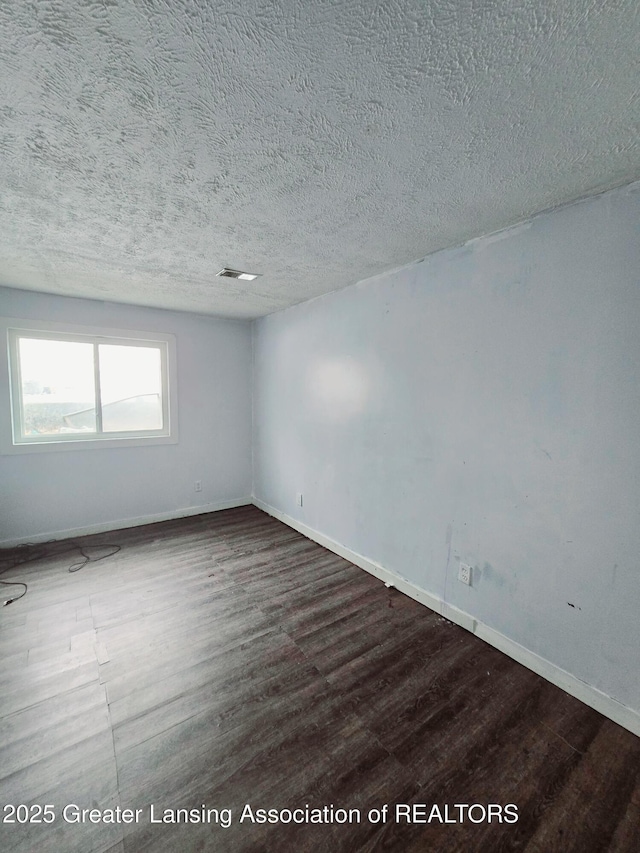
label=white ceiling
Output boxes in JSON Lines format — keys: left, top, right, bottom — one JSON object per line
{"left": 0, "top": 1, "right": 638, "bottom": 319}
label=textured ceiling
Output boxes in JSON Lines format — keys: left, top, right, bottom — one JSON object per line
{"left": 0, "top": 1, "right": 638, "bottom": 319}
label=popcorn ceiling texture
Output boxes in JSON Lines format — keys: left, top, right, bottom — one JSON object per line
{"left": 0, "top": 0, "right": 638, "bottom": 318}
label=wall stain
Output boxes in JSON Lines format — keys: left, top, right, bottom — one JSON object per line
{"left": 482, "top": 562, "right": 505, "bottom": 588}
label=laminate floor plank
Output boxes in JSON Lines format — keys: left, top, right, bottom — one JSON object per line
{"left": 0, "top": 697, "right": 111, "bottom": 783}
{"left": 115, "top": 666, "right": 352, "bottom": 845}
{"left": 290, "top": 587, "right": 426, "bottom": 660}
{"left": 1, "top": 640, "right": 97, "bottom": 691}
{"left": 608, "top": 761, "right": 640, "bottom": 852}
{"left": 119, "top": 702, "right": 380, "bottom": 852}
{"left": 1, "top": 660, "right": 101, "bottom": 717}
{"left": 397, "top": 690, "right": 603, "bottom": 853}
{"left": 97, "top": 591, "right": 262, "bottom": 644}
{"left": 1, "top": 505, "right": 638, "bottom": 853}
{"left": 111, "top": 649, "right": 318, "bottom": 757}
{"left": 0, "top": 616, "right": 95, "bottom": 658}
{"left": 0, "top": 649, "right": 28, "bottom": 675}
{"left": 233, "top": 555, "right": 351, "bottom": 604}
{"left": 265, "top": 573, "right": 386, "bottom": 633}
{"left": 0, "top": 728, "right": 116, "bottom": 805}
{"left": 522, "top": 720, "right": 640, "bottom": 853}
{"left": 1, "top": 761, "right": 122, "bottom": 853}
{"left": 89, "top": 579, "right": 250, "bottom": 633}
{"left": 319, "top": 615, "right": 459, "bottom": 690}
{"left": 108, "top": 628, "right": 306, "bottom": 735}
{"left": 393, "top": 663, "right": 543, "bottom": 787}
{"left": 344, "top": 638, "right": 496, "bottom": 751}
{"left": 0, "top": 681, "right": 108, "bottom": 765}
{"left": 99, "top": 610, "right": 274, "bottom": 688}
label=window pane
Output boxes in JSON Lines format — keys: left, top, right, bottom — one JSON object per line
{"left": 98, "top": 344, "right": 163, "bottom": 432}
{"left": 18, "top": 338, "right": 96, "bottom": 436}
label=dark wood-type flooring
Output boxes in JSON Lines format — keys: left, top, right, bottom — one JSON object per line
{"left": 1, "top": 505, "right": 639, "bottom": 853}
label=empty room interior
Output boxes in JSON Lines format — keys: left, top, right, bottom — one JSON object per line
{"left": 1, "top": 2, "right": 639, "bottom": 852}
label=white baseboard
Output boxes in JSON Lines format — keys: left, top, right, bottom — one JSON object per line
{"left": 253, "top": 496, "right": 640, "bottom": 738}
{"left": 0, "top": 497, "right": 253, "bottom": 547}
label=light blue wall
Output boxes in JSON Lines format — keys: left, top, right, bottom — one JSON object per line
{"left": 0, "top": 287, "right": 252, "bottom": 542}
{"left": 253, "top": 181, "right": 640, "bottom": 712}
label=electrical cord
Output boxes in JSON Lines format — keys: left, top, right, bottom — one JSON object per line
{"left": 1, "top": 578, "right": 27, "bottom": 605}
{"left": 0, "top": 539, "right": 121, "bottom": 606}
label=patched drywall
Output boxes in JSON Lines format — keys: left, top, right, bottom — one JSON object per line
{"left": 253, "top": 181, "right": 640, "bottom": 714}
{"left": 0, "top": 1, "right": 639, "bottom": 317}
{"left": 0, "top": 287, "right": 252, "bottom": 542}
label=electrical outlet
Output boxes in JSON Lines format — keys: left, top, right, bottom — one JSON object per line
{"left": 458, "top": 562, "right": 472, "bottom": 586}
{"left": 194, "top": 480, "right": 202, "bottom": 492}
{"left": 296, "top": 492, "right": 303, "bottom": 507}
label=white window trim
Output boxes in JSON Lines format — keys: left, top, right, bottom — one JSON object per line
{"left": 1, "top": 317, "right": 178, "bottom": 454}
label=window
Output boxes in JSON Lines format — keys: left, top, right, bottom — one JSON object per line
{"left": 3, "top": 320, "right": 177, "bottom": 452}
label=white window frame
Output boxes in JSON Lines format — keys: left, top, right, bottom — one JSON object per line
{"left": 1, "top": 318, "right": 178, "bottom": 454}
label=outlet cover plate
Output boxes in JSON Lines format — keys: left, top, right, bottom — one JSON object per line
{"left": 458, "top": 562, "right": 472, "bottom": 586}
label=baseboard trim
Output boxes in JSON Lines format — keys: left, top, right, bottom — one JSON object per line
{"left": 253, "top": 497, "right": 640, "bottom": 738}
{"left": 0, "top": 497, "right": 253, "bottom": 547}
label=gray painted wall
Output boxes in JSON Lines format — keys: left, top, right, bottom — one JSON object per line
{"left": 0, "top": 287, "right": 252, "bottom": 542}
{"left": 253, "top": 181, "right": 640, "bottom": 714}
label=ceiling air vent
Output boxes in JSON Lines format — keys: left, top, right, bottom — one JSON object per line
{"left": 216, "top": 268, "right": 260, "bottom": 281}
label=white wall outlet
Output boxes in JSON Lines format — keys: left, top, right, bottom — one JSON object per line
{"left": 296, "top": 492, "right": 303, "bottom": 507}
{"left": 194, "top": 480, "right": 202, "bottom": 492}
{"left": 458, "top": 562, "right": 472, "bottom": 586}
